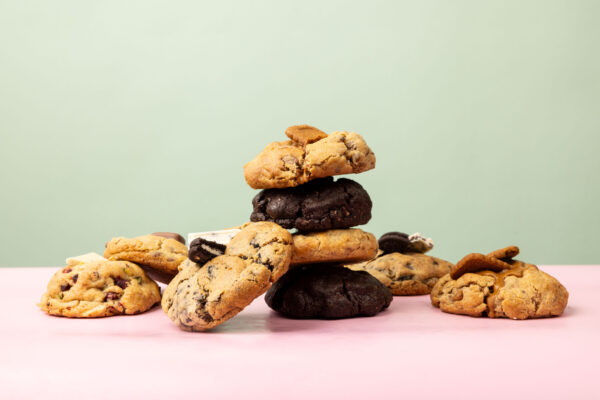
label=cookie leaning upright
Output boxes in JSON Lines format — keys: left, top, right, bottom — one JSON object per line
{"left": 244, "top": 125, "right": 375, "bottom": 189}
{"left": 161, "top": 222, "right": 293, "bottom": 331}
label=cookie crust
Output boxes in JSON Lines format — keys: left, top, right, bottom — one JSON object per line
{"left": 291, "top": 229, "right": 378, "bottom": 265}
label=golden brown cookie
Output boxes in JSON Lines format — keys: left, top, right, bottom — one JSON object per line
{"left": 450, "top": 253, "right": 512, "bottom": 279}
{"left": 285, "top": 124, "right": 328, "bottom": 145}
{"left": 431, "top": 260, "right": 569, "bottom": 319}
{"left": 244, "top": 128, "right": 376, "bottom": 189}
{"left": 104, "top": 234, "right": 188, "bottom": 278}
{"left": 39, "top": 260, "right": 161, "bottom": 318}
{"left": 161, "top": 222, "right": 293, "bottom": 331}
{"left": 346, "top": 251, "right": 453, "bottom": 295}
{"left": 487, "top": 245, "right": 520, "bottom": 260}
{"left": 291, "top": 229, "right": 378, "bottom": 265}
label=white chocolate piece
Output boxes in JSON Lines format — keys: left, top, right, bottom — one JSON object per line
{"left": 407, "top": 233, "right": 434, "bottom": 254}
{"left": 66, "top": 252, "right": 106, "bottom": 266}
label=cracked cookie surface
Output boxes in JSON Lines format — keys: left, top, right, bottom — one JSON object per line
{"left": 265, "top": 264, "right": 392, "bottom": 319}
{"left": 250, "top": 177, "right": 372, "bottom": 231}
{"left": 161, "top": 222, "right": 293, "bottom": 331}
{"left": 430, "top": 261, "right": 569, "bottom": 319}
{"left": 346, "top": 251, "right": 453, "bottom": 295}
{"left": 291, "top": 228, "right": 378, "bottom": 265}
{"left": 244, "top": 130, "right": 375, "bottom": 189}
{"left": 39, "top": 260, "right": 161, "bottom": 317}
{"left": 104, "top": 235, "right": 188, "bottom": 276}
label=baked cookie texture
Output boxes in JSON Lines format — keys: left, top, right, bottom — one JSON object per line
{"left": 347, "top": 251, "right": 454, "bottom": 295}
{"left": 244, "top": 130, "right": 375, "bottom": 189}
{"left": 431, "top": 261, "right": 569, "bottom": 319}
{"left": 291, "top": 228, "right": 378, "bottom": 265}
{"left": 104, "top": 235, "right": 188, "bottom": 275}
{"left": 39, "top": 260, "right": 161, "bottom": 318}
{"left": 250, "top": 177, "right": 372, "bottom": 231}
{"left": 161, "top": 222, "right": 293, "bottom": 331}
{"left": 265, "top": 264, "right": 392, "bottom": 319}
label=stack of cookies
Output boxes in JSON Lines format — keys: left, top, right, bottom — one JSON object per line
{"left": 244, "top": 125, "right": 392, "bottom": 318}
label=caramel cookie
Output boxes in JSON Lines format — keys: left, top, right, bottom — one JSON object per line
{"left": 161, "top": 222, "right": 293, "bottom": 331}
{"left": 244, "top": 126, "right": 375, "bottom": 189}
{"left": 346, "top": 252, "right": 453, "bottom": 295}
{"left": 38, "top": 260, "right": 160, "bottom": 318}
{"left": 250, "top": 177, "right": 372, "bottom": 231}
{"left": 431, "top": 260, "right": 569, "bottom": 319}
{"left": 265, "top": 264, "right": 392, "bottom": 319}
{"left": 291, "top": 228, "right": 378, "bottom": 265}
{"left": 104, "top": 234, "right": 188, "bottom": 279}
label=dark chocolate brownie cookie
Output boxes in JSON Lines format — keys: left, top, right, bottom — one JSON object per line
{"left": 265, "top": 264, "right": 392, "bottom": 319}
{"left": 250, "top": 177, "right": 372, "bottom": 231}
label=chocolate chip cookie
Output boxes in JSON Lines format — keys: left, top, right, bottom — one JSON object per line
{"left": 250, "top": 177, "right": 372, "bottom": 231}
{"left": 161, "top": 222, "right": 293, "bottom": 331}
{"left": 265, "top": 264, "right": 392, "bottom": 319}
{"left": 39, "top": 260, "right": 161, "bottom": 317}
{"left": 104, "top": 234, "right": 188, "bottom": 279}
{"left": 431, "top": 248, "right": 569, "bottom": 319}
{"left": 347, "top": 251, "right": 453, "bottom": 295}
{"left": 291, "top": 228, "right": 378, "bottom": 265}
{"left": 244, "top": 126, "right": 376, "bottom": 189}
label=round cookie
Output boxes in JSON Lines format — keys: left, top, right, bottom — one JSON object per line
{"left": 430, "top": 261, "right": 569, "bottom": 319}
{"left": 38, "top": 260, "right": 161, "bottom": 318}
{"left": 291, "top": 228, "right": 378, "bottom": 265}
{"left": 161, "top": 222, "right": 293, "bottom": 331}
{"left": 104, "top": 234, "right": 188, "bottom": 278}
{"left": 244, "top": 129, "right": 376, "bottom": 189}
{"left": 265, "top": 264, "right": 392, "bottom": 319}
{"left": 347, "top": 252, "right": 454, "bottom": 295}
{"left": 250, "top": 177, "right": 372, "bottom": 231}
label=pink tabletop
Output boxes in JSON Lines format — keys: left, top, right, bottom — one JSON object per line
{"left": 1, "top": 266, "right": 598, "bottom": 400}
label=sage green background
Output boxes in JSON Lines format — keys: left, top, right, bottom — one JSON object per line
{"left": 1, "top": 1, "right": 599, "bottom": 267}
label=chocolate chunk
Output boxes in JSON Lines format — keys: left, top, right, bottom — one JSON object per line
{"left": 114, "top": 277, "right": 129, "bottom": 289}
{"left": 151, "top": 232, "right": 186, "bottom": 245}
{"left": 265, "top": 264, "right": 392, "bottom": 319}
{"left": 251, "top": 177, "right": 372, "bottom": 232}
{"left": 72, "top": 274, "right": 78, "bottom": 283}
{"left": 378, "top": 232, "right": 411, "bottom": 254}
{"left": 60, "top": 283, "right": 71, "bottom": 291}
{"left": 105, "top": 292, "right": 121, "bottom": 301}
{"left": 188, "top": 238, "right": 226, "bottom": 265}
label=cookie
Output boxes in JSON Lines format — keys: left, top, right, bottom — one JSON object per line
{"left": 188, "top": 237, "right": 226, "bottom": 265}
{"left": 431, "top": 260, "right": 569, "bottom": 319}
{"left": 250, "top": 177, "right": 372, "bottom": 231}
{"left": 38, "top": 260, "right": 161, "bottom": 318}
{"left": 104, "top": 234, "right": 188, "bottom": 277}
{"left": 347, "top": 252, "right": 454, "bottom": 295}
{"left": 244, "top": 128, "right": 376, "bottom": 189}
{"left": 291, "top": 228, "right": 378, "bottom": 265}
{"left": 161, "top": 222, "right": 293, "bottom": 331}
{"left": 407, "top": 233, "right": 434, "bottom": 253}
{"left": 265, "top": 264, "right": 392, "bottom": 319}
{"left": 66, "top": 252, "right": 106, "bottom": 267}
{"left": 285, "top": 124, "right": 328, "bottom": 145}
{"left": 487, "top": 245, "right": 520, "bottom": 260}
{"left": 450, "top": 253, "right": 512, "bottom": 279}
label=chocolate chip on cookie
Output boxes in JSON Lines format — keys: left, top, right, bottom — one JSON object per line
{"left": 151, "top": 232, "right": 186, "bottom": 245}
{"left": 285, "top": 124, "right": 328, "bottom": 145}
{"left": 189, "top": 238, "right": 226, "bottom": 265}
{"left": 250, "top": 177, "right": 372, "bottom": 231}
{"left": 265, "top": 264, "right": 392, "bottom": 319}
{"left": 450, "top": 253, "right": 512, "bottom": 280}
{"left": 378, "top": 232, "right": 411, "bottom": 255}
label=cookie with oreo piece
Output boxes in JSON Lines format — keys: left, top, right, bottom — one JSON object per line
{"left": 265, "top": 264, "right": 392, "bottom": 319}
{"left": 251, "top": 177, "right": 372, "bottom": 231}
